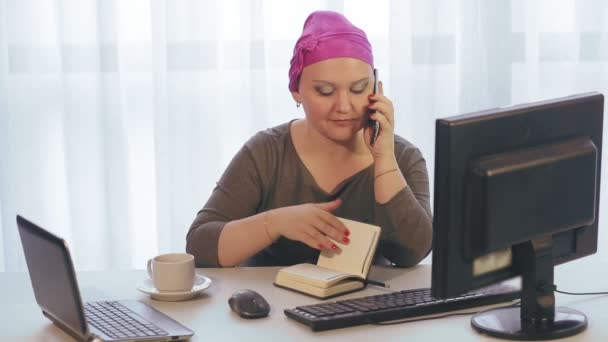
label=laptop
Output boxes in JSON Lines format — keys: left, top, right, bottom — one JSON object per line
{"left": 16, "top": 215, "right": 194, "bottom": 341}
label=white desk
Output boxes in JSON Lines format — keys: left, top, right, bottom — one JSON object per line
{"left": 1, "top": 258, "right": 607, "bottom": 341}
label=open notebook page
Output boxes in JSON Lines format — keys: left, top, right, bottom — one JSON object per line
{"left": 317, "top": 218, "right": 381, "bottom": 279}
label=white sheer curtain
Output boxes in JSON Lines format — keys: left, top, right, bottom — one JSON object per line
{"left": 1, "top": 0, "right": 607, "bottom": 271}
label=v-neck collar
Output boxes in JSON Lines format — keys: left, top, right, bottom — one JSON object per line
{"left": 286, "top": 120, "right": 374, "bottom": 196}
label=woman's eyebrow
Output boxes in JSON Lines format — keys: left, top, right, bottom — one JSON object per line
{"left": 312, "top": 80, "right": 334, "bottom": 86}
{"left": 312, "top": 77, "right": 370, "bottom": 86}
{"left": 350, "top": 77, "right": 369, "bottom": 86}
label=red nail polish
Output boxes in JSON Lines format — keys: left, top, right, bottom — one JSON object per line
{"left": 344, "top": 229, "right": 350, "bottom": 236}
{"left": 368, "top": 103, "right": 374, "bottom": 108}
{"left": 343, "top": 237, "right": 350, "bottom": 243}
{"left": 331, "top": 244, "right": 337, "bottom": 250}
{"left": 318, "top": 244, "right": 325, "bottom": 249}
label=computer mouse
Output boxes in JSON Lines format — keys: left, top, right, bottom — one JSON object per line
{"left": 228, "top": 289, "right": 270, "bottom": 319}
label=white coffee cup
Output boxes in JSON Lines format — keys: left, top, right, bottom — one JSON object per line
{"left": 147, "top": 253, "right": 195, "bottom": 292}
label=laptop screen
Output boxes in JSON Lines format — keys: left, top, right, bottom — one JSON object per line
{"left": 17, "top": 216, "right": 88, "bottom": 337}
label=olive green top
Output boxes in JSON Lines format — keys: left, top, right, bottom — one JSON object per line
{"left": 187, "top": 121, "right": 432, "bottom": 267}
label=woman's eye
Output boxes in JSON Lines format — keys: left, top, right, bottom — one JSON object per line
{"left": 316, "top": 88, "right": 334, "bottom": 96}
{"left": 351, "top": 81, "right": 369, "bottom": 94}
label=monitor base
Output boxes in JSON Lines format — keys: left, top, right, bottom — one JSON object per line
{"left": 471, "top": 306, "right": 587, "bottom": 340}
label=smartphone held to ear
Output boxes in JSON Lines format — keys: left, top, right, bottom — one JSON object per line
{"left": 368, "top": 68, "right": 380, "bottom": 146}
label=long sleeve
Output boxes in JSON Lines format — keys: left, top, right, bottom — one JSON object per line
{"left": 374, "top": 145, "right": 433, "bottom": 267}
{"left": 186, "top": 141, "right": 265, "bottom": 267}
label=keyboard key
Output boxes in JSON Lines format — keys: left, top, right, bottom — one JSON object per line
{"left": 85, "top": 301, "right": 168, "bottom": 338}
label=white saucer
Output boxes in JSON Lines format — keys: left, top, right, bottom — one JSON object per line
{"left": 136, "top": 275, "right": 212, "bottom": 302}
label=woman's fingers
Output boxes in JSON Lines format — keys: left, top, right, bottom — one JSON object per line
{"left": 302, "top": 215, "right": 349, "bottom": 251}
{"left": 317, "top": 211, "right": 350, "bottom": 242}
{"left": 299, "top": 232, "right": 326, "bottom": 250}
{"left": 370, "top": 110, "right": 392, "bottom": 132}
{"left": 278, "top": 201, "right": 351, "bottom": 251}
{"left": 312, "top": 200, "right": 349, "bottom": 245}
{"left": 368, "top": 97, "right": 394, "bottom": 125}
{"left": 304, "top": 229, "right": 340, "bottom": 251}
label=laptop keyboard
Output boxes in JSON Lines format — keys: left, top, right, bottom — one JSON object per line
{"left": 85, "top": 301, "right": 168, "bottom": 339}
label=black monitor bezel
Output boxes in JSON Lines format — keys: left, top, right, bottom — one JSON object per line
{"left": 431, "top": 92, "right": 604, "bottom": 299}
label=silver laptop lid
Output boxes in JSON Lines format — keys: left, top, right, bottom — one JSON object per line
{"left": 17, "top": 215, "right": 91, "bottom": 341}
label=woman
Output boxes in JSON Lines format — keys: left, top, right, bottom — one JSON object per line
{"left": 186, "top": 10, "right": 432, "bottom": 267}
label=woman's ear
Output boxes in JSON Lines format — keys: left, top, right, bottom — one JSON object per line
{"left": 291, "top": 91, "right": 303, "bottom": 105}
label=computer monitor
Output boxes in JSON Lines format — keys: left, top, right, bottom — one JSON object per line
{"left": 431, "top": 92, "right": 603, "bottom": 340}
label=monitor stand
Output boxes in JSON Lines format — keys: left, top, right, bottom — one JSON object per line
{"left": 470, "top": 237, "right": 587, "bottom": 340}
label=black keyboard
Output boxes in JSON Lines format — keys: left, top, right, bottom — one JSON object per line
{"left": 84, "top": 301, "right": 168, "bottom": 339}
{"left": 285, "top": 283, "right": 520, "bottom": 331}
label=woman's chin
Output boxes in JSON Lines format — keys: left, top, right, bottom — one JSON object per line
{"left": 324, "top": 128, "right": 361, "bottom": 143}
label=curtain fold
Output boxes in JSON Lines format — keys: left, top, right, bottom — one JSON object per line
{"left": 1, "top": 0, "right": 607, "bottom": 271}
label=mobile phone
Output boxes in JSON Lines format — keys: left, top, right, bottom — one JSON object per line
{"left": 368, "top": 68, "right": 380, "bottom": 146}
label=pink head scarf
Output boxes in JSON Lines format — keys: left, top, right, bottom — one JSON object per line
{"left": 288, "top": 11, "right": 374, "bottom": 92}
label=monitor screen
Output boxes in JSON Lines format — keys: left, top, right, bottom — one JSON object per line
{"left": 430, "top": 92, "right": 603, "bottom": 339}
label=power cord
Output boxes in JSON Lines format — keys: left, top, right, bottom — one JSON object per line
{"left": 555, "top": 289, "right": 608, "bottom": 296}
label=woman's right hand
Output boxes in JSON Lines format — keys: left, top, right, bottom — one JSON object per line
{"left": 266, "top": 198, "right": 351, "bottom": 251}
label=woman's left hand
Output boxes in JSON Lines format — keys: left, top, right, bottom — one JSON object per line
{"left": 364, "top": 81, "right": 395, "bottom": 160}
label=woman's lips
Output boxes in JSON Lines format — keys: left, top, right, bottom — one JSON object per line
{"left": 330, "top": 118, "right": 358, "bottom": 126}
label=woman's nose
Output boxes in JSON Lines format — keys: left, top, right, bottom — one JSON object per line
{"left": 335, "top": 91, "right": 352, "bottom": 113}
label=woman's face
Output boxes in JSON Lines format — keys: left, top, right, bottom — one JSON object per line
{"left": 292, "top": 58, "right": 374, "bottom": 143}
